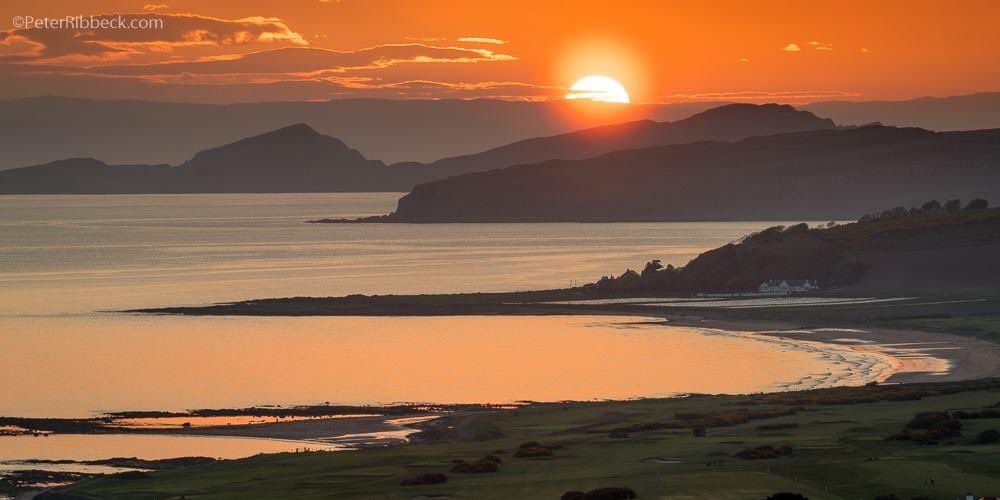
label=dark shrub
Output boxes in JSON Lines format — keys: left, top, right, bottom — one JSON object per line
{"left": 450, "top": 459, "right": 498, "bottom": 473}
{"left": 873, "top": 495, "right": 899, "bottom": 500}
{"left": 757, "top": 423, "right": 799, "bottom": 431}
{"left": 399, "top": 472, "right": 447, "bottom": 486}
{"left": 975, "top": 429, "right": 1000, "bottom": 444}
{"left": 765, "top": 494, "right": 809, "bottom": 500}
{"left": 783, "top": 223, "right": 810, "bottom": 235}
{"left": 944, "top": 199, "right": 962, "bottom": 211}
{"left": 920, "top": 200, "right": 941, "bottom": 212}
{"left": 514, "top": 446, "right": 554, "bottom": 458}
{"left": 564, "top": 487, "right": 637, "bottom": 500}
{"left": 482, "top": 454, "right": 502, "bottom": 464}
{"left": 734, "top": 444, "right": 793, "bottom": 460}
{"left": 906, "top": 412, "right": 950, "bottom": 429}
{"left": 965, "top": 198, "right": 989, "bottom": 210}
{"left": 517, "top": 441, "right": 542, "bottom": 449}
{"left": 113, "top": 471, "right": 149, "bottom": 480}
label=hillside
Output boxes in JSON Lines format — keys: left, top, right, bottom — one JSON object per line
{"left": 0, "top": 104, "right": 840, "bottom": 195}
{"left": 803, "top": 92, "right": 1000, "bottom": 132}
{"left": 0, "top": 97, "right": 718, "bottom": 170}
{"left": 393, "top": 103, "right": 835, "bottom": 178}
{"left": 377, "top": 126, "right": 1000, "bottom": 222}
{"left": 0, "top": 124, "right": 421, "bottom": 194}
{"left": 2, "top": 93, "right": 999, "bottom": 171}
{"left": 589, "top": 202, "right": 1000, "bottom": 294}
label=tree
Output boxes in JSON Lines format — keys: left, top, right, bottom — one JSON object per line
{"left": 920, "top": 200, "right": 941, "bottom": 212}
{"left": 765, "top": 494, "right": 809, "bottom": 500}
{"left": 964, "top": 198, "right": 989, "bottom": 210}
{"left": 944, "top": 199, "right": 962, "bottom": 211}
{"left": 641, "top": 259, "right": 663, "bottom": 277}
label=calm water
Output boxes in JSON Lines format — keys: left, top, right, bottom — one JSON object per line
{"left": 0, "top": 194, "right": 841, "bottom": 418}
{"left": 0, "top": 193, "right": 780, "bottom": 315}
{"left": 1, "top": 315, "right": 889, "bottom": 418}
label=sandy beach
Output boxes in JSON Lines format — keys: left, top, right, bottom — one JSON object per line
{"left": 657, "top": 313, "right": 1000, "bottom": 384}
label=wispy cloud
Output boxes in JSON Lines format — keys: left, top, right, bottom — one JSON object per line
{"left": 76, "top": 44, "right": 515, "bottom": 78}
{"left": 808, "top": 41, "right": 833, "bottom": 51}
{"left": 663, "top": 90, "right": 863, "bottom": 102}
{"left": 783, "top": 43, "right": 801, "bottom": 52}
{"left": 457, "top": 37, "right": 507, "bottom": 45}
{"left": 0, "top": 13, "right": 307, "bottom": 64}
{"left": 142, "top": 4, "right": 168, "bottom": 11}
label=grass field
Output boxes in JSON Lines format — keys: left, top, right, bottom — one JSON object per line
{"left": 65, "top": 383, "right": 1000, "bottom": 499}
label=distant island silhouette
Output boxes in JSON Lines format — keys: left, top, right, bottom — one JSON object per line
{"left": 2, "top": 92, "right": 999, "bottom": 170}
{"left": 338, "top": 126, "right": 1000, "bottom": 223}
{"left": 0, "top": 103, "right": 836, "bottom": 194}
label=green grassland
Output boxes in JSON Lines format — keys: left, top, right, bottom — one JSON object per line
{"left": 65, "top": 382, "right": 1000, "bottom": 499}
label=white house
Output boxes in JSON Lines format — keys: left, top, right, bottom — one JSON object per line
{"left": 758, "top": 279, "right": 818, "bottom": 293}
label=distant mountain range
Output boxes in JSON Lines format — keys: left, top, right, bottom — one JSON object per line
{"left": 374, "top": 126, "right": 1000, "bottom": 222}
{"left": 1, "top": 92, "right": 998, "bottom": 170}
{"left": 0, "top": 97, "right": 717, "bottom": 170}
{"left": 0, "top": 124, "right": 419, "bottom": 194}
{"left": 393, "top": 103, "right": 834, "bottom": 179}
{"left": 0, "top": 103, "right": 837, "bottom": 194}
{"left": 801, "top": 92, "right": 1000, "bottom": 133}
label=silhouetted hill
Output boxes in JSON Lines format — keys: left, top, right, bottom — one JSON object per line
{"left": 0, "top": 104, "right": 840, "bottom": 194}
{"left": 376, "top": 126, "right": 1000, "bottom": 222}
{"left": 173, "top": 123, "right": 417, "bottom": 192}
{"left": 0, "top": 124, "right": 420, "bottom": 194}
{"left": 0, "top": 158, "right": 176, "bottom": 194}
{"left": 3, "top": 93, "right": 998, "bottom": 171}
{"left": 394, "top": 104, "right": 835, "bottom": 178}
{"left": 590, "top": 203, "right": 1000, "bottom": 294}
{"left": 0, "top": 97, "right": 720, "bottom": 170}
{"left": 802, "top": 92, "right": 1000, "bottom": 132}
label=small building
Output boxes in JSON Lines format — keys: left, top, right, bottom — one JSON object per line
{"left": 758, "top": 279, "right": 818, "bottom": 294}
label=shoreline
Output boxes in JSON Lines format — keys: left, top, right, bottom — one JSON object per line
{"left": 8, "top": 307, "right": 997, "bottom": 437}
{"left": 651, "top": 312, "right": 1000, "bottom": 384}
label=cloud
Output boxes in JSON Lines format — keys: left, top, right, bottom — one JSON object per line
{"left": 0, "top": 13, "right": 307, "bottom": 63}
{"left": 808, "top": 41, "right": 833, "bottom": 51}
{"left": 81, "top": 44, "right": 516, "bottom": 79}
{"left": 860, "top": 47, "right": 870, "bottom": 53}
{"left": 143, "top": 4, "right": 168, "bottom": 11}
{"left": 457, "top": 37, "right": 507, "bottom": 45}
{"left": 663, "top": 90, "right": 863, "bottom": 102}
{"left": 739, "top": 57, "right": 750, "bottom": 63}
{"left": 783, "top": 43, "right": 801, "bottom": 52}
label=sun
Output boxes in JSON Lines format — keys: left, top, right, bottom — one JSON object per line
{"left": 565, "top": 75, "right": 630, "bottom": 104}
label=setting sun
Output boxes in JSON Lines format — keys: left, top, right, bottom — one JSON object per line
{"left": 565, "top": 75, "right": 630, "bottom": 104}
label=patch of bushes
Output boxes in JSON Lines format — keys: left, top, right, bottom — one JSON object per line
{"left": 399, "top": 473, "right": 447, "bottom": 486}
{"left": 112, "top": 471, "right": 149, "bottom": 480}
{"left": 449, "top": 459, "right": 499, "bottom": 473}
{"left": 514, "top": 441, "right": 556, "bottom": 458}
{"left": 765, "top": 494, "right": 809, "bottom": 500}
{"left": 743, "top": 380, "right": 1000, "bottom": 408}
{"left": 607, "top": 407, "right": 800, "bottom": 435}
{"left": 952, "top": 409, "right": 1000, "bottom": 419}
{"left": 757, "top": 422, "right": 799, "bottom": 431}
{"left": 734, "top": 444, "right": 793, "bottom": 460}
{"left": 975, "top": 429, "right": 1000, "bottom": 444}
{"left": 887, "top": 411, "right": 962, "bottom": 444}
{"left": 561, "top": 486, "right": 638, "bottom": 500}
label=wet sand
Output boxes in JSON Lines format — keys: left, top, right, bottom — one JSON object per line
{"left": 656, "top": 313, "right": 1000, "bottom": 384}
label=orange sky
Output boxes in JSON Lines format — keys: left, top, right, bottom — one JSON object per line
{"left": 1, "top": 0, "right": 997, "bottom": 103}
